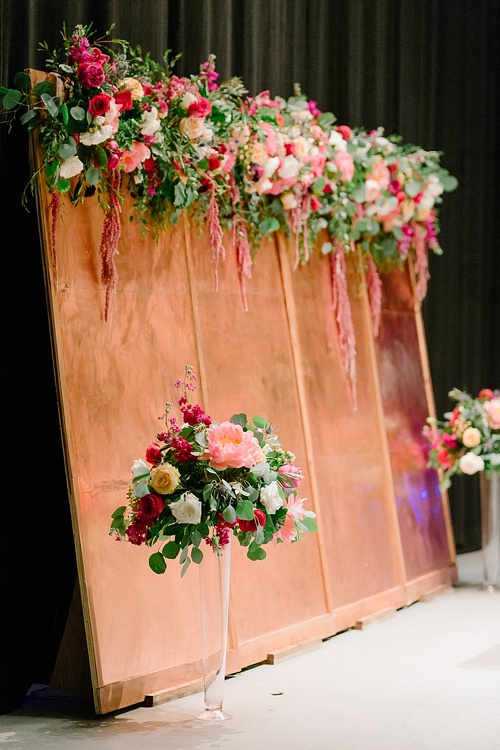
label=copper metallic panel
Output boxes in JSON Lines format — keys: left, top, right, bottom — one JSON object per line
{"left": 278, "top": 238, "right": 406, "bottom": 613}
{"left": 185, "top": 221, "right": 331, "bottom": 656}
{"left": 375, "top": 265, "right": 456, "bottom": 582}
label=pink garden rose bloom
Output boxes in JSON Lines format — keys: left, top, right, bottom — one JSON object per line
{"left": 207, "top": 421, "right": 263, "bottom": 470}
{"left": 484, "top": 398, "right": 500, "bottom": 429}
{"left": 121, "top": 141, "right": 151, "bottom": 172}
{"left": 334, "top": 150, "right": 354, "bottom": 181}
{"left": 278, "top": 463, "right": 303, "bottom": 488}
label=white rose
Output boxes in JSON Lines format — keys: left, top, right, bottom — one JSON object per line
{"left": 260, "top": 480, "right": 283, "bottom": 514}
{"left": 278, "top": 155, "right": 300, "bottom": 179}
{"left": 364, "top": 179, "right": 381, "bottom": 202}
{"left": 459, "top": 452, "right": 485, "bottom": 475}
{"left": 418, "top": 191, "right": 435, "bottom": 212}
{"left": 140, "top": 107, "right": 161, "bottom": 136}
{"left": 169, "top": 492, "right": 202, "bottom": 524}
{"left": 59, "top": 154, "right": 84, "bottom": 179}
{"left": 462, "top": 427, "right": 482, "bottom": 448}
{"left": 131, "top": 458, "right": 149, "bottom": 478}
{"left": 264, "top": 155, "right": 281, "bottom": 178}
{"left": 426, "top": 173, "right": 444, "bottom": 197}
{"left": 293, "top": 136, "right": 309, "bottom": 161}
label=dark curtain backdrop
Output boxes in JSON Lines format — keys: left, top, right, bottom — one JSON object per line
{"left": 1, "top": 0, "right": 498, "bottom": 712}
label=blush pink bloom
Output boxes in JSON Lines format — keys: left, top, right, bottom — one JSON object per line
{"left": 335, "top": 150, "right": 354, "bottom": 181}
{"left": 367, "top": 158, "right": 391, "bottom": 189}
{"left": 207, "top": 421, "right": 263, "bottom": 470}
{"left": 121, "top": 141, "right": 151, "bottom": 173}
{"left": 278, "top": 463, "right": 303, "bottom": 488}
{"left": 275, "top": 495, "right": 311, "bottom": 543}
{"left": 484, "top": 398, "right": 500, "bottom": 429}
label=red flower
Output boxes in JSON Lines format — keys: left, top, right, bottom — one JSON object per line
{"left": 479, "top": 388, "right": 494, "bottom": 399}
{"left": 126, "top": 521, "right": 148, "bottom": 546}
{"left": 115, "top": 89, "right": 133, "bottom": 112}
{"left": 188, "top": 97, "right": 212, "bottom": 118}
{"left": 77, "top": 61, "right": 106, "bottom": 88}
{"left": 88, "top": 92, "right": 112, "bottom": 117}
{"left": 135, "top": 493, "right": 165, "bottom": 524}
{"left": 145, "top": 442, "right": 162, "bottom": 464}
{"left": 310, "top": 195, "right": 322, "bottom": 211}
{"left": 337, "top": 125, "right": 352, "bottom": 140}
{"left": 208, "top": 154, "right": 221, "bottom": 170}
{"left": 239, "top": 509, "right": 266, "bottom": 533}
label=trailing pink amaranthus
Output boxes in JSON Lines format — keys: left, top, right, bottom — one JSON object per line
{"left": 208, "top": 188, "right": 224, "bottom": 291}
{"left": 412, "top": 220, "right": 430, "bottom": 303}
{"left": 99, "top": 169, "right": 122, "bottom": 321}
{"left": 330, "top": 244, "right": 357, "bottom": 410}
{"left": 48, "top": 191, "right": 60, "bottom": 287}
{"left": 289, "top": 194, "right": 311, "bottom": 270}
{"left": 229, "top": 175, "right": 252, "bottom": 311}
{"left": 366, "top": 252, "right": 383, "bottom": 338}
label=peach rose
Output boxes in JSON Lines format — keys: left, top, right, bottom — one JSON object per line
{"left": 484, "top": 398, "right": 500, "bottom": 429}
{"left": 121, "top": 77, "right": 145, "bottom": 100}
{"left": 334, "top": 151, "right": 354, "bottom": 181}
{"left": 179, "top": 115, "right": 210, "bottom": 140}
{"left": 207, "top": 421, "right": 263, "bottom": 470}
{"left": 462, "top": 427, "right": 482, "bottom": 448}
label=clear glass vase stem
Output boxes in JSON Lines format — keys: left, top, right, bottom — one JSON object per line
{"left": 480, "top": 471, "right": 500, "bottom": 592}
{"left": 195, "top": 537, "right": 232, "bottom": 721}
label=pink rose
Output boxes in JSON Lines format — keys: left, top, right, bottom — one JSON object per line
{"left": 479, "top": 388, "right": 494, "bottom": 400}
{"left": 337, "top": 125, "right": 352, "bottom": 140}
{"left": 88, "top": 92, "right": 112, "bottom": 117}
{"left": 114, "top": 89, "right": 133, "bottom": 112}
{"left": 484, "top": 398, "right": 500, "bottom": 430}
{"left": 207, "top": 421, "right": 263, "bottom": 470}
{"left": 188, "top": 97, "right": 212, "bottom": 118}
{"left": 77, "top": 61, "right": 106, "bottom": 88}
{"left": 335, "top": 150, "right": 354, "bottom": 181}
{"left": 121, "top": 141, "right": 151, "bottom": 173}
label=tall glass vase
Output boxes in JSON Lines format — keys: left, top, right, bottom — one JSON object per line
{"left": 195, "top": 537, "right": 232, "bottom": 721}
{"left": 480, "top": 471, "right": 500, "bottom": 592}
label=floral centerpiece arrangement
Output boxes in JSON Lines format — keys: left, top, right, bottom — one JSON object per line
{"left": 109, "top": 366, "right": 317, "bottom": 576}
{"left": 1, "top": 23, "right": 457, "bottom": 396}
{"left": 423, "top": 388, "right": 500, "bottom": 490}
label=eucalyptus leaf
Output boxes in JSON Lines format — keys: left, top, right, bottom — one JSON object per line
{"left": 2, "top": 89, "right": 22, "bottom": 109}
{"left": 60, "top": 102, "right": 69, "bottom": 126}
{"left": 247, "top": 543, "right": 266, "bottom": 561}
{"left": 236, "top": 499, "right": 255, "bottom": 521}
{"left": 405, "top": 180, "right": 422, "bottom": 198}
{"left": 33, "top": 80, "right": 55, "bottom": 96}
{"left": 321, "top": 241, "right": 333, "bottom": 255}
{"left": 440, "top": 174, "right": 458, "bottom": 192}
{"left": 180, "top": 557, "right": 191, "bottom": 577}
{"left": 230, "top": 413, "right": 247, "bottom": 428}
{"left": 14, "top": 71, "right": 32, "bottom": 91}
{"left": 56, "top": 178, "right": 71, "bottom": 192}
{"left": 252, "top": 416, "right": 270, "bottom": 430}
{"left": 179, "top": 545, "right": 189, "bottom": 564}
{"left": 162, "top": 540, "right": 181, "bottom": 559}
{"left": 41, "top": 92, "right": 59, "bottom": 118}
{"left": 85, "top": 167, "right": 101, "bottom": 185}
{"left": 222, "top": 505, "right": 236, "bottom": 524}
{"left": 20, "top": 109, "right": 37, "bottom": 125}
{"left": 149, "top": 552, "right": 167, "bottom": 574}
{"left": 174, "top": 181, "right": 186, "bottom": 206}
{"left": 132, "top": 479, "right": 150, "bottom": 498}
{"left": 301, "top": 517, "right": 318, "bottom": 532}
{"left": 111, "top": 506, "right": 127, "bottom": 519}
{"left": 258, "top": 216, "right": 280, "bottom": 234}
{"left": 69, "top": 105, "right": 86, "bottom": 121}
{"left": 58, "top": 142, "right": 77, "bottom": 160}
{"left": 191, "top": 547, "right": 203, "bottom": 564}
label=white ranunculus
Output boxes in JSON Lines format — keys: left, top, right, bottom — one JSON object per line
{"left": 462, "top": 427, "right": 482, "bottom": 448}
{"left": 426, "top": 173, "right": 444, "bottom": 197}
{"left": 278, "top": 155, "right": 300, "bottom": 179}
{"left": 260, "top": 480, "right": 283, "bottom": 514}
{"left": 140, "top": 107, "right": 161, "bottom": 136}
{"left": 59, "top": 154, "right": 84, "bottom": 179}
{"left": 459, "top": 452, "right": 485, "bottom": 475}
{"left": 169, "top": 492, "right": 202, "bottom": 524}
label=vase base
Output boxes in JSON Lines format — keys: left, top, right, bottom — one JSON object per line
{"left": 195, "top": 708, "right": 232, "bottom": 721}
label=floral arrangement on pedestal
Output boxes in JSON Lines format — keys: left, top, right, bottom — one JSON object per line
{"left": 109, "top": 366, "right": 317, "bottom": 576}
{"left": 423, "top": 388, "right": 500, "bottom": 490}
{"left": 1, "top": 23, "right": 458, "bottom": 398}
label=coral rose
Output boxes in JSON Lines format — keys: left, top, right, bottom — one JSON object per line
{"left": 207, "top": 421, "right": 263, "bottom": 470}
{"left": 121, "top": 141, "right": 151, "bottom": 172}
{"left": 149, "top": 463, "right": 180, "bottom": 494}
{"left": 484, "top": 398, "right": 500, "bottom": 430}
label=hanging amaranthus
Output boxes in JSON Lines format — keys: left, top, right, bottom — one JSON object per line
{"left": 207, "top": 188, "right": 225, "bottom": 291}
{"left": 412, "top": 221, "right": 430, "bottom": 304}
{"left": 48, "top": 191, "right": 60, "bottom": 287}
{"left": 330, "top": 244, "right": 357, "bottom": 410}
{"left": 229, "top": 175, "right": 252, "bottom": 311}
{"left": 366, "top": 252, "right": 383, "bottom": 338}
{"left": 99, "top": 170, "right": 122, "bottom": 322}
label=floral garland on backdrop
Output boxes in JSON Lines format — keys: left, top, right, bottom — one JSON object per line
{"left": 423, "top": 388, "right": 500, "bottom": 491}
{"left": 109, "top": 366, "right": 317, "bottom": 576}
{"left": 0, "top": 23, "right": 458, "bottom": 402}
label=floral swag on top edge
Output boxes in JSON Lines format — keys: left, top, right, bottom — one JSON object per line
{"left": 1, "top": 23, "right": 458, "bottom": 404}
{"left": 109, "top": 366, "right": 317, "bottom": 576}
{"left": 424, "top": 388, "right": 500, "bottom": 491}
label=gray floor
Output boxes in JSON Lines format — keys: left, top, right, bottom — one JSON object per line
{"left": 1, "top": 550, "right": 499, "bottom": 750}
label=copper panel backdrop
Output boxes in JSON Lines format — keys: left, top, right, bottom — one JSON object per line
{"left": 33, "top": 156, "right": 456, "bottom": 713}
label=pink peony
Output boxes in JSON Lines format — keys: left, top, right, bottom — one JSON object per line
{"left": 188, "top": 96, "right": 212, "bottom": 118}
{"left": 121, "top": 141, "right": 151, "bottom": 173}
{"left": 207, "top": 421, "right": 263, "bottom": 470}
{"left": 484, "top": 398, "right": 500, "bottom": 430}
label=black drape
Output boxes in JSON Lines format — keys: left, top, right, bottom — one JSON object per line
{"left": 1, "top": 0, "right": 498, "bottom": 712}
